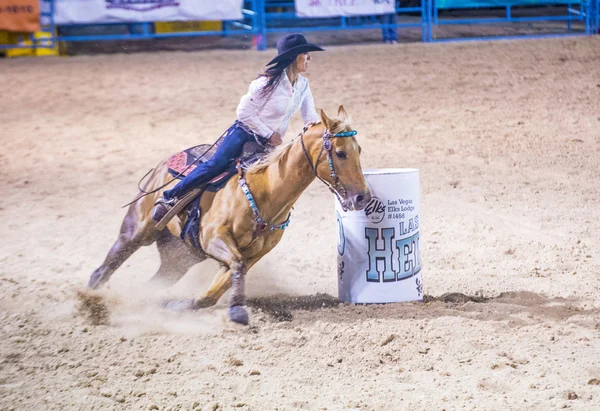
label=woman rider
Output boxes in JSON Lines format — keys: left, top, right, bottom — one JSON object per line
{"left": 152, "top": 34, "right": 325, "bottom": 222}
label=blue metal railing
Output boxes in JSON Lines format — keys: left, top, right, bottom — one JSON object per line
{"left": 2, "top": 0, "right": 599, "bottom": 54}
{"left": 593, "top": 0, "right": 600, "bottom": 33}
{"left": 428, "top": 0, "right": 591, "bottom": 41}
{"left": 255, "top": 0, "right": 428, "bottom": 50}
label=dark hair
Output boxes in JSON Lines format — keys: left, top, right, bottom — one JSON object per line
{"left": 258, "top": 56, "right": 296, "bottom": 98}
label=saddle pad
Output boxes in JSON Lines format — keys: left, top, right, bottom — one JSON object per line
{"left": 166, "top": 140, "right": 269, "bottom": 190}
{"left": 166, "top": 143, "right": 220, "bottom": 180}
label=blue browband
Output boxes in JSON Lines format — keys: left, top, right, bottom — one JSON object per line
{"left": 331, "top": 130, "right": 357, "bottom": 138}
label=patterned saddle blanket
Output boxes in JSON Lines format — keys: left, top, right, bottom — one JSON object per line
{"left": 166, "top": 140, "right": 268, "bottom": 192}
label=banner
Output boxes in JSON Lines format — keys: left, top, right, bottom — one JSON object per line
{"left": 295, "top": 0, "right": 395, "bottom": 18}
{"left": 0, "top": 0, "right": 40, "bottom": 32}
{"left": 54, "top": 0, "right": 243, "bottom": 25}
{"left": 436, "top": 0, "right": 577, "bottom": 8}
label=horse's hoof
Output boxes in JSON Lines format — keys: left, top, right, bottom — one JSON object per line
{"left": 87, "top": 281, "right": 100, "bottom": 290}
{"left": 164, "top": 299, "right": 196, "bottom": 312}
{"left": 228, "top": 306, "right": 249, "bottom": 325}
{"left": 87, "top": 274, "right": 104, "bottom": 290}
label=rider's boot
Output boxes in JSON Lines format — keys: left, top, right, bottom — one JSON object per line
{"left": 151, "top": 197, "right": 177, "bottom": 223}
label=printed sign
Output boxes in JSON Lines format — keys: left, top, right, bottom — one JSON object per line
{"left": 436, "top": 0, "right": 575, "bottom": 9}
{"left": 336, "top": 169, "right": 422, "bottom": 304}
{"left": 54, "top": 0, "right": 243, "bottom": 24}
{"left": 0, "top": 0, "right": 40, "bottom": 32}
{"left": 295, "top": 0, "right": 395, "bottom": 18}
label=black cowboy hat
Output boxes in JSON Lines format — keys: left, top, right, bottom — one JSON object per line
{"left": 266, "top": 33, "right": 325, "bottom": 66}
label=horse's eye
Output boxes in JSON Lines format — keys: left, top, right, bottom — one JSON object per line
{"left": 335, "top": 151, "right": 347, "bottom": 160}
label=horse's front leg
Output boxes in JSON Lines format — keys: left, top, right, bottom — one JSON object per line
{"left": 164, "top": 264, "right": 231, "bottom": 311}
{"left": 204, "top": 229, "right": 250, "bottom": 325}
{"left": 193, "top": 263, "right": 231, "bottom": 308}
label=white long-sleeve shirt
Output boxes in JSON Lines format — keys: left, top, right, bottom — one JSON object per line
{"left": 236, "top": 73, "right": 320, "bottom": 141}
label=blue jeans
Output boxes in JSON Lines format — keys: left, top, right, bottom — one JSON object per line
{"left": 163, "top": 122, "right": 256, "bottom": 200}
{"left": 381, "top": 13, "right": 398, "bottom": 42}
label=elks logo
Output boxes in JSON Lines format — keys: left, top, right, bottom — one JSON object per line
{"left": 106, "top": 0, "right": 179, "bottom": 12}
{"left": 364, "top": 196, "right": 385, "bottom": 223}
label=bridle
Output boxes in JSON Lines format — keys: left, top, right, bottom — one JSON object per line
{"left": 299, "top": 123, "right": 358, "bottom": 212}
{"left": 235, "top": 122, "right": 357, "bottom": 250}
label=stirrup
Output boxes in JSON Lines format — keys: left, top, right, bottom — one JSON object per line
{"left": 151, "top": 197, "right": 176, "bottom": 223}
{"left": 153, "top": 188, "right": 203, "bottom": 231}
{"left": 154, "top": 197, "right": 176, "bottom": 207}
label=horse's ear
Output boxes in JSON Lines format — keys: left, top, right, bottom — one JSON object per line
{"left": 320, "top": 109, "right": 332, "bottom": 130}
{"left": 337, "top": 105, "right": 348, "bottom": 120}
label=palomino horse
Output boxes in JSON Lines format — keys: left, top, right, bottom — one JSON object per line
{"left": 88, "top": 106, "right": 370, "bottom": 324}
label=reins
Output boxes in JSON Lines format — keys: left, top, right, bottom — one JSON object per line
{"left": 121, "top": 127, "right": 230, "bottom": 208}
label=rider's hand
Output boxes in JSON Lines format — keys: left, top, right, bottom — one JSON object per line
{"left": 268, "top": 132, "right": 282, "bottom": 146}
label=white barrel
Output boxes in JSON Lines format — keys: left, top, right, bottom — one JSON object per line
{"left": 335, "top": 168, "right": 422, "bottom": 303}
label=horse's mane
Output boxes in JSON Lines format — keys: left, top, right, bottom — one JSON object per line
{"left": 246, "top": 138, "right": 298, "bottom": 174}
{"left": 247, "top": 116, "right": 351, "bottom": 174}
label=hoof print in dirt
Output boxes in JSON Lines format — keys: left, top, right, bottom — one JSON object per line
{"left": 228, "top": 306, "right": 249, "bottom": 325}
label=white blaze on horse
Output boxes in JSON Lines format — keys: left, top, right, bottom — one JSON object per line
{"left": 88, "top": 106, "right": 371, "bottom": 325}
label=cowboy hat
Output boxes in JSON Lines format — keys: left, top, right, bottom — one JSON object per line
{"left": 266, "top": 33, "right": 325, "bottom": 66}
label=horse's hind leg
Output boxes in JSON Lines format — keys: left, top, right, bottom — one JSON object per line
{"left": 149, "top": 233, "right": 205, "bottom": 287}
{"left": 88, "top": 207, "right": 152, "bottom": 289}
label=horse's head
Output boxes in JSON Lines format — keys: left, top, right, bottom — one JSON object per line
{"left": 302, "top": 105, "right": 371, "bottom": 211}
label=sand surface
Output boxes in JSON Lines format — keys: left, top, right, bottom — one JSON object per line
{"left": 1, "top": 37, "right": 600, "bottom": 410}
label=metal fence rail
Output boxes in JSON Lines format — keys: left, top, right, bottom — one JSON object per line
{"left": 1, "top": 0, "right": 599, "bottom": 54}
{"left": 593, "top": 0, "right": 600, "bottom": 33}
{"left": 428, "top": 0, "right": 592, "bottom": 41}
{"left": 254, "top": 0, "right": 428, "bottom": 50}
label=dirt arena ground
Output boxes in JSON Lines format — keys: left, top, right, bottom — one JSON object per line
{"left": 1, "top": 37, "right": 600, "bottom": 410}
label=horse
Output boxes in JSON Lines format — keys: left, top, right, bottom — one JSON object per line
{"left": 87, "top": 106, "right": 371, "bottom": 325}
